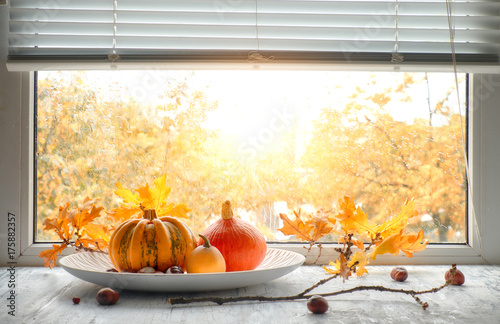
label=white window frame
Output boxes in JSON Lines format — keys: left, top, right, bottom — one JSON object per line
{"left": 6, "top": 70, "right": 490, "bottom": 266}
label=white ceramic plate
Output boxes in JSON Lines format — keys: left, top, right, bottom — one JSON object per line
{"left": 59, "top": 248, "right": 305, "bottom": 292}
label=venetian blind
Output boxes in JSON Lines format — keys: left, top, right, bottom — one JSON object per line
{"left": 6, "top": 0, "right": 500, "bottom": 71}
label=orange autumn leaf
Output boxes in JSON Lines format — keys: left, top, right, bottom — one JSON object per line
{"left": 43, "top": 202, "right": 72, "bottom": 240}
{"left": 77, "top": 196, "right": 99, "bottom": 213}
{"left": 309, "top": 210, "right": 335, "bottom": 241}
{"left": 334, "top": 196, "right": 375, "bottom": 235}
{"left": 41, "top": 214, "right": 59, "bottom": 232}
{"left": 279, "top": 209, "right": 335, "bottom": 242}
{"left": 399, "top": 230, "right": 428, "bottom": 258}
{"left": 278, "top": 211, "right": 313, "bottom": 241}
{"left": 351, "top": 238, "right": 366, "bottom": 252}
{"left": 323, "top": 254, "right": 352, "bottom": 282}
{"left": 39, "top": 244, "right": 67, "bottom": 269}
{"left": 40, "top": 199, "right": 109, "bottom": 267}
{"left": 68, "top": 198, "right": 104, "bottom": 231}
{"left": 324, "top": 251, "right": 368, "bottom": 278}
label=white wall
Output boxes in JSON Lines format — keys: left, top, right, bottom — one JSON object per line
{"left": 472, "top": 74, "right": 500, "bottom": 264}
{"left": 1, "top": 5, "right": 499, "bottom": 266}
{"left": 0, "top": 5, "right": 23, "bottom": 266}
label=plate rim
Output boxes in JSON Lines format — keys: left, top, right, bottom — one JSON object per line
{"left": 58, "top": 248, "right": 305, "bottom": 291}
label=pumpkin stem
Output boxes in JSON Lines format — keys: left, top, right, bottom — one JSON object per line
{"left": 221, "top": 201, "right": 233, "bottom": 220}
{"left": 199, "top": 233, "right": 212, "bottom": 248}
{"left": 143, "top": 209, "right": 158, "bottom": 222}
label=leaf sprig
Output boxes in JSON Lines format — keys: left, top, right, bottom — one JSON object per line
{"left": 107, "top": 173, "right": 191, "bottom": 223}
{"left": 278, "top": 196, "right": 428, "bottom": 281}
{"left": 39, "top": 174, "right": 190, "bottom": 268}
{"left": 39, "top": 197, "right": 109, "bottom": 268}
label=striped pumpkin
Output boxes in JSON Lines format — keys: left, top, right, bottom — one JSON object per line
{"left": 109, "top": 209, "right": 197, "bottom": 272}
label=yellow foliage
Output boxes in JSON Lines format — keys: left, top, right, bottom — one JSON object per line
{"left": 279, "top": 195, "right": 428, "bottom": 279}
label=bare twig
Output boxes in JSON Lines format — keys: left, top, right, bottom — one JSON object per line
{"left": 303, "top": 242, "right": 323, "bottom": 264}
{"left": 170, "top": 262, "right": 452, "bottom": 309}
{"left": 297, "top": 272, "right": 341, "bottom": 297}
{"left": 168, "top": 281, "right": 449, "bottom": 308}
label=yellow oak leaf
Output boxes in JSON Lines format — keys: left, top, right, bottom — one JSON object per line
{"left": 106, "top": 205, "right": 142, "bottom": 223}
{"left": 375, "top": 199, "right": 419, "bottom": 238}
{"left": 38, "top": 244, "right": 67, "bottom": 269}
{"left": 110, "top": 174, "right": 186, "bottom": 221}
{"left": 77, "top": 238, "right": 108, "bottom": 250}
{"left": 278, "top": 212, "right": 313, "bottom": 241}
{"left": 323, "top": 264, "right": 338, "bottom": 275}
{"left": 152, "top": 173, "right": 171, "bottom": 208}
{"left": 159, "top": 202, "right": 191, "bottom": 218}
{"left": 369, "top": 229, "right": 428, "bottom": 260}
{"left": 350, "top": 251, "right": 369, "bottom": 277}
{"left": 369, "top": 232, "right": 402, "bottom": 260}
{"left": 137, "top": 173, "right": 172, "bottom": 210}
{"left": 81, "top": 223, "right": 111, "bottom": 245}
{"left": 136, "top": 183, "right": 154, "bottom": 208}
{"left": 114, "top": 182, "right": 141, "bottom": 205}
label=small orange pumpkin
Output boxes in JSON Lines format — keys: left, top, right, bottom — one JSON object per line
{"left": 109, "top": 209, "right": 197, "bottom": 272}
{"left": 200, "top": 201, "right": 267, "bottom": 272}
{"left": 186, "top": 234, "right": 226, "bottom": 273}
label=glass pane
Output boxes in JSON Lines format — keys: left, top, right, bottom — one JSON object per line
{"left": 35, "top": 71, "right": 467, "bottom": 243}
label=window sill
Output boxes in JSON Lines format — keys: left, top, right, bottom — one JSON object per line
{"left": 3, "top": 264, "right": 499, "bottom": 322}
{"left": 12, "top": 242, "right": 484, "bottom": 267}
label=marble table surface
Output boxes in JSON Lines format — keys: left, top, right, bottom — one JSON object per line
{"left": 1, "top": 264, "right": 499, "bottom": 324}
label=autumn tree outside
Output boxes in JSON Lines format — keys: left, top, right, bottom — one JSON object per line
{"left": 35, "top": 71, "right": 466, "bottom": 244}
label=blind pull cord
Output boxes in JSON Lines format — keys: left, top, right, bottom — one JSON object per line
{"left": 391, "top": 0, "right": 404, "bottom": 65}
{"left": 248, "top": 0, "right": 274, "bottom": 65}
{"left": 108, "top": 0, "right": 120, "bottom": 66}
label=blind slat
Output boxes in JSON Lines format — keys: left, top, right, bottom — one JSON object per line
{"left": 7, "top": 0, "right": 500, "bottom": 71}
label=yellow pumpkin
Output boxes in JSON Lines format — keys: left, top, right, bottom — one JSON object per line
{"left": 109, "top": 209, "right": 197, "bottom": 272}
{"left": 186, "top": 234, "right": 226, "bottom": 273}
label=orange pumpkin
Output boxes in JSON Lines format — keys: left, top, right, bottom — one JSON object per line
{"left": 109, "top": 209, "right": 197, "bottom": 272}
{"left": 200, "top": 201, "right": 267, "bottom": 272}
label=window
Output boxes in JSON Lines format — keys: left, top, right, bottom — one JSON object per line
{"left": 5, "top": 0, "right": 499, "bottom": 266}
{"left": 35, "top": 70, "right": 467, "bottom": 246}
